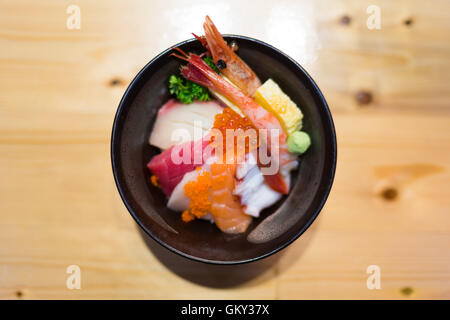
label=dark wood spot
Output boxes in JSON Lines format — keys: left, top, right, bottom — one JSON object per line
{"left": 381, "top": 187, "right": 398, "bottom": 201}
{"left": 401, "top": 286, "right": 414, "bottom": 296}
{"left": 340, "top": 15, "right": 351, "bottom": 25}
{"left": 355, "top": 90, "right": 373, "bottom": 106}
{"left": 109, "top": 78, "right": 125, "bottom": 87}
{"left": 403, "top": 18, "right": 414, "bottom": 27}
{"left": 16, "top": 290, "right": 23, "bottom": 298}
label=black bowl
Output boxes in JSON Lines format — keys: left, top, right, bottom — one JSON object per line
{"left": 111, "top": 35, "right": 337, "bottom": 264}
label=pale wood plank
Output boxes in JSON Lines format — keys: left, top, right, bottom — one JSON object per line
{"left": 0, "top": 0, "right": 449, "bottom": 299}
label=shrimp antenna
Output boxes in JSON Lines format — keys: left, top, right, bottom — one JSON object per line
{"left": 192, "top": 33, "right": 210, "bottom": 52}
{"left": 170, "top": 47, "right": 189, "bottom": 61}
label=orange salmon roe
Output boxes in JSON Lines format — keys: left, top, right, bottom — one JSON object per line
{"left": 182, "top": 171, "right": 212, "bottom": 222}
{"left": 182, "top": 108, "right": 257, "bottom": 223}
{"left": 150, "top": 175, "right": 159, "bottom": 187}
{"left": 210, "top": 108, "right": 258, "bottom": 161}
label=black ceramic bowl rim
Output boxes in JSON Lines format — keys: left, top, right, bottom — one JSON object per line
{"left": 111, "top": 35, "right": 337, "bottom": 265}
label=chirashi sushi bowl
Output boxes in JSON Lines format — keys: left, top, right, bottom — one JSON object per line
{"left": 111, "top": 17, "right": 336, "bottom": 264}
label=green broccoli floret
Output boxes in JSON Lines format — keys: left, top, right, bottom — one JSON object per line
{"left": 168, "top": 75, "right": 210, "bottom": 104}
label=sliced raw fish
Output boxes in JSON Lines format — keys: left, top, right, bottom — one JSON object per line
{"left": 168, "top": 156, "right": 217, "bottom": 211}
{"left": 234, "top": 153, "right": 283, "bottom": 217}
{"left": 168, "top": 169, "right": 201, "bottom": 212}
{"left": 209, "top": 163, "right": 252, "bottom": 234}
{"left": 147, "top": 138, "right": 213, "bottom": 196}
{"left": 149, "top": 99, "right": 223, "bottom": 150}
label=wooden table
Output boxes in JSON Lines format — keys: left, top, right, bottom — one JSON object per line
{"left": 1, "top": 0, "right": 449, "bottom": 299}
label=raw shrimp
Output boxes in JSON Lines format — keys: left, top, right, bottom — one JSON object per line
{"left": 193, "top": 16, "right": 262, "bottom": 97}
{"left": 171, "top": 49, "right": 297, "bottom": 194}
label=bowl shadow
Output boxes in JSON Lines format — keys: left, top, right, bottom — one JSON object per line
{"left": 137, "top": 215, "right": 320, "bottom": 289}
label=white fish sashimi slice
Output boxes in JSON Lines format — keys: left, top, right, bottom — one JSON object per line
{"left": 167, "top": 157, "right": 217, "bottom": 223}
{"left": 234, "top": 153, "right": 284, "bottom": 218}
{"left": 234, "top": 166, "right": 264, "bottom": 197}
{"left": 149, "top": 99, "right": 223, "bottom": 150}
{"left": 167, "top": 169, "right": 201, "bottom": 212}
{"left": 242, "top": 183, "right": 282, "bottom": 217}
{"left": 236, "top": 152, "right": 257, "bottom": 179}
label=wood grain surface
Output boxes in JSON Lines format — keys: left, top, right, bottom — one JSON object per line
{"left": 0, "top": 0, "right": 449, "bottom": 299}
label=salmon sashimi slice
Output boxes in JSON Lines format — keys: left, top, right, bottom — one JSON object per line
{"left": 209, "top": 162, "right": 252, "bottom": 234}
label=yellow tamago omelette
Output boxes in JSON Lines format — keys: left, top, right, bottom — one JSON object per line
{"left": 254, "top": 79, "right": 303, "bottom": 135}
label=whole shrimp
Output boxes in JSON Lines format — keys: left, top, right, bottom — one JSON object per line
{"left": 193, "top": 16, "right": 262, "bottom": 97}
{"left": 171, "top": 49, "right": 297, "bottom": 194}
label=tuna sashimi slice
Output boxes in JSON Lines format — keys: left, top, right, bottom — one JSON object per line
{"left": 147, "top": 138, "right": 213, "bottom": 196}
